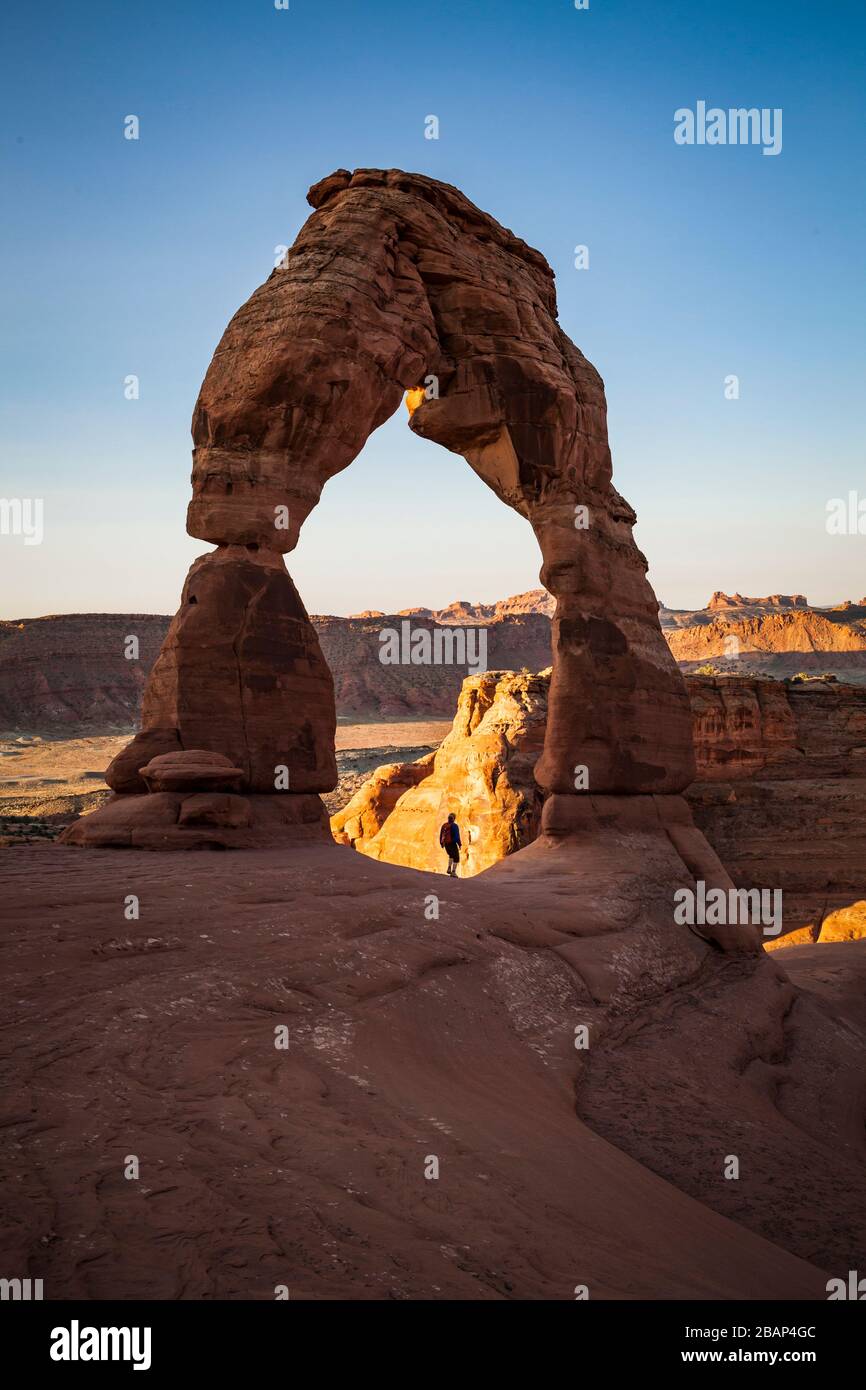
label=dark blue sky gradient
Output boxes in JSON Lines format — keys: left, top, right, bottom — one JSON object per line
{"left": 2, "top": 0, "right": 864, "bottom": 615}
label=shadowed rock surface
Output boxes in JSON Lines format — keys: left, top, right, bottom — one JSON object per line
{"left": 687, "top": 676, "right": 866, "bottom": 936}
{"left": 1, "top": 839, "right": 864, "bottom": 1299}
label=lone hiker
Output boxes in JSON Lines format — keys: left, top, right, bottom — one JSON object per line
{"left": 439, "top": 812, "right": 462, "bottom": 877}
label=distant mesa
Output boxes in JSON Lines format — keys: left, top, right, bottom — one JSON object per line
{"left": 707, "top": 591, "right": 810, "bottom": 611}
{"left": 347, "top": 588, "right": 556, "bottom": 625}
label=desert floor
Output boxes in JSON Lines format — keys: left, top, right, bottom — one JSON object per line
{"left": 2, "top": 836, "right": 859, "bottom": 1299}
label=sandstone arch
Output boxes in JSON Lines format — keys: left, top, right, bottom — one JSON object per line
{"left": 187, "top": 168, "right": 693, "bottom": 797}
{"left": 63, "top": 168, "right": 708, "bottom": 868}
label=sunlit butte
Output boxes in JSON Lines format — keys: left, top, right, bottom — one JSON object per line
{"left": 405, "top": 387, "right": 425, "bottom": 416}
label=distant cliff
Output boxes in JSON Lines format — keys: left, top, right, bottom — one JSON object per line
{"left": 5, "top": 589, "right": 866, "bottom": 732}
{"left": 0, "top": 607, "right": 552, "bottom": 731}
{"left": 349, "top": 588, "right": 556, "bottom": 624}
{"left": 0, "top": 615, "right": 170, "bottom": 732}
{"left": 660, "top": 594, "right": 866, "bottom": 680}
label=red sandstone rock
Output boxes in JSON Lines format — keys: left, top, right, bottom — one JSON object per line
{"left": 10, "top": 592, "right": 866, "bottom": 738}
{"left": 667, "top": 610, "right": 866, "bottom": 664}
{"left": 72, "top": 170, "right": 697, "bottom": 851}
{"left": 816, "top": 900, "right": 866, "bottom": 942}
{"left": 104, "top": 727, "right": 181, "bottom": 793}
{"left": 0, "top": 614, "right": 169, "bottom": 732}
{"left": 315, "top": 610, "right": 552, "bottom": 718}
{"left": 142, "top": 547, "right": 336, "bottom": 795}
{"left": 707, "top": 592, "right": 810, "bottom": 612}
{"left": 177, "top": 793, "right": 252, "bottom": 828}
{"left": 690, "top": 675, "right": 866, "bottom": 781}
{"left": 186, "top": 167, "right": 694, "bottom": 798}
{"left": 689, "top": 677, "right": 800, "bottom": 779}
{"left": 59, "top": 790, "right": 328, "bottom": 848}
{"left": 6, "top": 839, "right": 864, "bottom": 1297}
{"left": 58, "top": 792, "right": 181, "bottom": 847}
{"left": 331, "top": 755, "right": 434, "bottom": 849}
{"left": 390, "top": 589, "right": 556, "bottom": 625}
{"left": 139, "top": 750, "right": 245, "bottom": 794}
{"left": 686, "top": 676, "right": 866, "bottom": 936}
{"left": 335, "top": 670, "right": 547, "bottom": 875}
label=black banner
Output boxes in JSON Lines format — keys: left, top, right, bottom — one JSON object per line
{"left": 2, "top": 1299, "right": 861, "bottom": 1376}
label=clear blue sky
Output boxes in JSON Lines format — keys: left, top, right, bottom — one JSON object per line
{"left": 2, "top": 0, "right": 864, "bottom": 618}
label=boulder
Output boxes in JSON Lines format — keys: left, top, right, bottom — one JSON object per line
{"left": 104, "top": 727, "right": 182, "bottom": 794}
{"left": 139, "top": 750, "right": 245, "bottom": 794}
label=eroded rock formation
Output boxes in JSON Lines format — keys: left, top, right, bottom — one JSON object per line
{"left": 333, "top": 670, "right": 548, "bottom": 874}
{"left": 61, "top": 548, "right": 335, "bottom": 846}
{"left": 63, "top": 169, "right": 720, "bottom": 913}
{"left": 666, "top": 608, "right": 866, "bottom": 666}
{"left": 11, "top": 591, "right": 866, "bottom": 738}
{"left": 184, "top": 168, "right": 692, "bottom": 794}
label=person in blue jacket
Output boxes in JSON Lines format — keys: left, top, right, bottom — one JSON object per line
{"left": 439, "top": 812, "right": 462, "bottom": 876}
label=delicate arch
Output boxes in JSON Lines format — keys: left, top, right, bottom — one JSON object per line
{"left": 181, "top": 168, "right": 694, "bottom": 797}
{"left": 64, "top": 169, "right": 697, "bottom": 851}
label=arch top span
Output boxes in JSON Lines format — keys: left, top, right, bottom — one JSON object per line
{"left": 187, "top": 166, "right": 608, "bottom": 554}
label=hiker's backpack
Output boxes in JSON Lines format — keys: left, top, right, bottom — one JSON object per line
{"left": 439, "top": 821, "right": 452, "bottom": 847}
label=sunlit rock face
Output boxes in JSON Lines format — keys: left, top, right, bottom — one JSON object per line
{"left": 332, "top": 670, "right": 548, "bottom": 874}
{"left": 64, "top": 168, "right": 695, "bottom": 850}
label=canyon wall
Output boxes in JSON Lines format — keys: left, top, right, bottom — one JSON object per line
{"left": 687, "top": 676, "right": 866, "bottom": 936}
{"left": 0, "top": 615, "right": 169, "bottom": 731}
{"left": 7, "top": 594, "right": 866, "bottom": 734}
